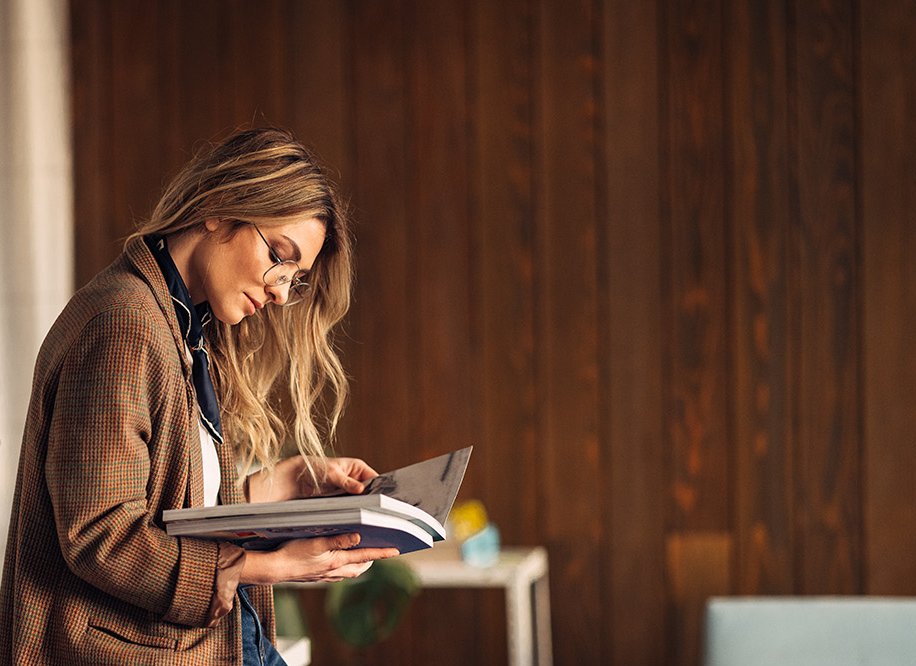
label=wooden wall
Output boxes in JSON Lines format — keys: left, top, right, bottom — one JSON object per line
{"left": 70, "top": 1, "right": 916, "bottom": 664}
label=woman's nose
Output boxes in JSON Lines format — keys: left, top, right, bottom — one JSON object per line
{"left": 266, "top": 281, "right": 291, "bottom": 305}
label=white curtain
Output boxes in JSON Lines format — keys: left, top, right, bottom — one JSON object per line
{"left": 0, "top": 0, "right": 73, "bottom": 573}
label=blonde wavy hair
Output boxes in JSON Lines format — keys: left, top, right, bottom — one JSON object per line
{"left": 129, "top": 127, "right": 352, "bottom": 483}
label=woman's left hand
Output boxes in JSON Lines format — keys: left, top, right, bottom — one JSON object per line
{"left": 247, "top": 455, "right": 378, "bottom": 503}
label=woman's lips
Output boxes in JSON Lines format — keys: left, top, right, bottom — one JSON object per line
{"left": 246, "top": 294, "right": 263, "bottom": 312}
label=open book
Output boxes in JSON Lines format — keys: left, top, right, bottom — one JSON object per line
{"left": 163, "top": 446, "right": 472, "bottom": 555}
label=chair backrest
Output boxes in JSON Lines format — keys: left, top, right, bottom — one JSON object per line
{"left": 704, "top": 597, "right": 916, "bottom": 666}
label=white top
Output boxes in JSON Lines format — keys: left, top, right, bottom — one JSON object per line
{"left": 185, "top": 343, "right": 221, "bottom": 507}
{"left": 198, "top": 416, "right": 221, "bottom": 507}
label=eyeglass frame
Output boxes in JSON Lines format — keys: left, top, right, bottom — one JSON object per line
{"left": 251, "top": 223, "right": 310, "bottom": 306}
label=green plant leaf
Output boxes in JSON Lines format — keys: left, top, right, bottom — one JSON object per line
{"left": 325, "top": 560, "right": 421, "bottom": 647}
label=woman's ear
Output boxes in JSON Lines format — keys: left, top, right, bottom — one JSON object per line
{"left": 204, "top": 217, "right": 221, "bottom": 233}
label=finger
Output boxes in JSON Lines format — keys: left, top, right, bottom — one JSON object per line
{"left": 333, "top": 547, "right": 399, "bottom": 565}
{"left": 334, "top": 470, "right": 367, "bottom": 494}
{"left": 307, "top": 532, "right": 360, "bottom": 552}
{"left": 348, "top": 459, "right": 379, "bottom": 481}
{"left": 325, "top": 560, "right": 373, "bottom": 579}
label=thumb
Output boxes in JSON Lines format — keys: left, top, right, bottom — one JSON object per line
{"left": 330, "top": 533, "right": 361, "bottom": 550}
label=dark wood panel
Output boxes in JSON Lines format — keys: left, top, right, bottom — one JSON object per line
{"left": 407, "top": 2, "right": 481, "bottom": 664}
{"left": 71, "top": 0, "right": 114, "bottom": 287}
{"left": 860, "top": 0, "right": 916, "bottom": 595}
{"left": 409, "top": 0, "right": 474, "bottom": 464}
{"left": 287, "top": 0, "right": 350, "bottom": 179}
{"left": 663, "top": 0, "right": 729, "bottom": 533}
{"left": 662, "top": 1, "right": 730, "bottom": 662}
{"left": 172, "top": 0, "right": 228, "bottom": 153}
{"left": 470, "top": 2, "right": 539, "bottom": 660}
{"left": 535, "top": 0, "right": 604, "bottom": 662}
{"left": 791, "top": 0, "right": 862, "bottom": 595}
{"left": 226, "top": 0, "right": 290, "bottom": 127}
{"left": 600, "top": 0, "right": 667, "bottom": 663}
{"left": 110, "top": 1, "right": 162, "bottom": 240}
{"left": 727, "top": 0, "right": 795, "bottom": 595}
{"left": 342, "top": 0, "right": 411, "bottom": 469}
{"left": 471, "top": 0, "right": 538, "bottom": 544}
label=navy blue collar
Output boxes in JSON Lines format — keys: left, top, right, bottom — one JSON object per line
{"left": 144, "top": 234, "right": 223, "bottom": 443}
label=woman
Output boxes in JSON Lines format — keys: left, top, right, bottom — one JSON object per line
{"left": 0, "top": 127, "right": 398, "bottom": 664}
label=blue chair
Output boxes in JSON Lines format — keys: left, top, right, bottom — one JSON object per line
{"left": 704, "top": 597, "right": 916, "bottom": 666}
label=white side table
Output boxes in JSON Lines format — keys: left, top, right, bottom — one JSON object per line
{"left": 276, "top": 546, "right": 553, "bottom": 666}
{"left": 275, "top": 637, "right": 310, "bottom": 666}
{"left": 402, "top": 545, "right": 553, "bottom": 666}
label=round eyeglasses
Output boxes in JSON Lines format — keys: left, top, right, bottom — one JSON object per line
{"left": 252, "top": 224, "right": 310, "bottom": 306}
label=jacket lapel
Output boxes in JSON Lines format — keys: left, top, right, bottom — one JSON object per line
{"left": 124, "top": 237, "right": 206, "bottom": 508}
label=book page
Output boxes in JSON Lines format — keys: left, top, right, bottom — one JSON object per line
{"left": 360, "top": 446, "right": 473, "bottom": 525}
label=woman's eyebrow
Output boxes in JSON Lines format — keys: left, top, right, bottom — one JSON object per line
{"left": 281, "top": 235, "right": 302, "bottom": 262}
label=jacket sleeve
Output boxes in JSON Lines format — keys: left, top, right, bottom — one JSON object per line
{"left": 44, "top": 307, "right": 245, "bottom": 627}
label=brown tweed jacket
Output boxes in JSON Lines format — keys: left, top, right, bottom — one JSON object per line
{"left": 0, "top": 238, "right": 274, "bottom": 664}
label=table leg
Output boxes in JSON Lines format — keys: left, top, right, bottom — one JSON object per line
{"left": 533, "top": 574, "right": 553, "bottom": 665}
{"left": 506, "top": 575, "right": 534, "bottom": 666}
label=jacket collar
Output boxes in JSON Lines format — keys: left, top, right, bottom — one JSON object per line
{"left": 123, "top": 235, "right": 191, "bottom": 376}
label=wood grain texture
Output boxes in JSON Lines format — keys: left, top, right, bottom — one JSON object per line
{"left": 71, "top": 0, "right": 114, "bottom": 287}
{"left": 287, "top": 0, "right": 350, "bottom": 178}
{"left": 662, "top": 0, "right": 730, "bottom": 534}
{"left": 727, "top": 0, "right": 795, "bottom": 595}
{"left": 667, "top": 532, "right": 733, "bottom": 666}
{"left": 860, "top": 0, "right": 916, "bottom": 595}
{"left": 471, "top": 0, "right": 538, "bottom": 547}
{"left": 110, "top": 1, "right": 161, "bottom": 240}
{"left": 600, "top": 0, "right": 667, "bottom": 663}
{"left": 791, "top": 0, "right": 862, "bottom": 595}
{"left": 406, "top": 2, "right": 482, "bottom": 664}
{"left": 535, "top": 0, "right": 604, "bottom": 662}
{"left": 662, "top": 2, "right": 730, "bottom": 662}
{"left": 226, "top": 0, "right": 289, "bottom": 127}
{"left": 341, "top": 0, "right": 411, "bottom": 472}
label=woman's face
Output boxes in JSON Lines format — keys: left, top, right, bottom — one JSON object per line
{"left": 194, "top": 216, "right": 327, "bottom": 324}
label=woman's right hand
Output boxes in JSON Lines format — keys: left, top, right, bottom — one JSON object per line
{"left": 239, "top": 533, "right": 399, "bottom": 585}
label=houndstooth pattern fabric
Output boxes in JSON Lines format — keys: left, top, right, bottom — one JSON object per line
{"left": 0, "top": 238, "right": 274, "bottom": 665}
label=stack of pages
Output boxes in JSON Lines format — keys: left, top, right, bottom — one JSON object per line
{"left": 163, "top": 447, "right": 472, "bottom": 555}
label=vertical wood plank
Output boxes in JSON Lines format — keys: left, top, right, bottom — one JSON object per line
{"left": 287, "top": 0, "right": 350, "bottom": 179}
{"left": 471, "top": 0, "right": 538, "bottom": 544}
{"left": 663, "top": 0, "right": 729, "bottom": 534}
{"left": 470, "top": 2, "right": 538, "bottom": 660}
{"left": 110, "top": 0, "right": 161, "bottom": 239}
{"left": 227, "top": 0, "right": 289, "bottom": 127}
{"left": 158, "top": 0, "right": 184, "bottom": 174}
{"left": 726, "top": 0, "right": 795, "bottom": 595}
{"left": 666, "top": 532, "right": 733, "bottom": 666}
{"left": 173, "top": 0, "right": 228, "bottom": 148}
{"left": 343, "top": 0, "right": 411, "bottom": 475}
{"left": 71, "top": 0, "right": 114, "bottom": 286}
{"left": 600, "top": 0, "right": 667, "bottom": 663}
{"left": 535, "top": 0, "right": 604, "bottom": 662}
{"left": 860, "top": 0, "right": 916, "bottom": 595}
{"left": 790, "top": 0, "right": 862, "bottom": 595}
{"left": 662, "top": 0, "right": 730, "bottom": 662}
{"left": 407, "top": 2, "right": 481, "bottom": 663}
{"left": 409, "top": 0, "right": 474, "bottom": 462}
